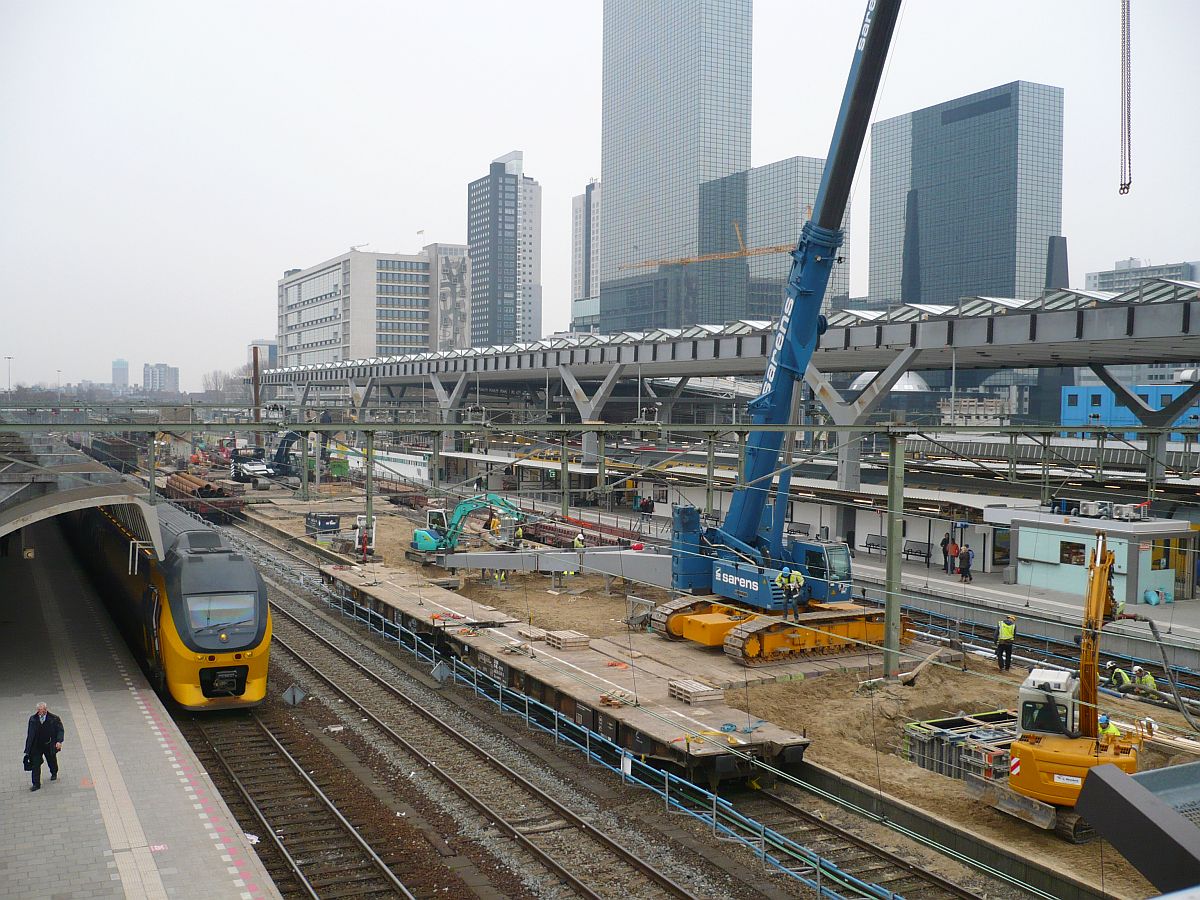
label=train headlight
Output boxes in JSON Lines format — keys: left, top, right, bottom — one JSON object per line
{"left": 219, "top": 632, "right": 229, "bottom": 643}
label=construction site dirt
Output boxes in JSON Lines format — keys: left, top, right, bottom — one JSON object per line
{"left": 243, "top": 498, "right": 1198, "bottom": 899}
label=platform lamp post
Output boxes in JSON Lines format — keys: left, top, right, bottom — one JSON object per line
{"left": 56, "top": 369, "right": 62, "bottom": 406}
{"left": 4, "top": 356, "right": 11, "bottom": 406}
{"left": 883, "top": 424, "right": 906, "bottom": 680}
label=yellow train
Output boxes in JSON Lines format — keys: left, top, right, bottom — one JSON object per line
{"left": 65, "top": 501, "right": 271, "bottom": 710}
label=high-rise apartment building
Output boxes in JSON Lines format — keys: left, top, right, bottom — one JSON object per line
{"left": 468, "top": 151, "right": 542, "bottom": 346}
{"left": 1085, "top": 258, "right": 1198, "bottom": 292}
{"left": 869, "top": 81, "right": 1064, "bottom": 306}
{"left": 598, "top": 0, "right": 751, "bottom": 332}
{"left": 571, "top": 180, "right": 602, "bottom": 331}
{"left": 277, "top": 245, "right": 468, "bottom": 368}
{"left": 143, "top": 363, "right": 180, "bottom": 394}
{"left": 111, "top": 359, "right": 128, "bottom": 391}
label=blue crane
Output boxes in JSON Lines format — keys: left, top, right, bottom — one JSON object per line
{"left": 672, "top": 0, "right": 902, "bottom": 605}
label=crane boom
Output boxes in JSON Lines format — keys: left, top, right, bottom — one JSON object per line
{"left": 713, "top": 0, "right": 902, "bottom": 560}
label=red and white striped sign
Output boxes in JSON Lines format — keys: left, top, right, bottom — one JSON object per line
{"left": 1010, "top": 757, "right": 1021, "bottom": 777}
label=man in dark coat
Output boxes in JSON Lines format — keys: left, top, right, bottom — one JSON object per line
{"left": 24, "top": 701, "right": 64, "bottom": 791}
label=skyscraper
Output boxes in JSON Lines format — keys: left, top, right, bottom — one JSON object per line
{"left": 571, "top": 179, "right": 602, "bottom": 331}
{"left": 598, "top": 0, "right": 751, "bottom": 332}
{"left": 869, "top": 81, "right": 1064, "bottom": 306}
{"left": 111, "top": 359, "right": 128, "bottom": 391}
{"left": 697, "top": 156, "right": 850, "bottom": 322}
{"left": 467, "top": 151, "right": 542, "bottom": 346}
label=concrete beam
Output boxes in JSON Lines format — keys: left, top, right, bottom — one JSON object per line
{"left": 558, "top": 364, "right": 625, "bottom": 421}
{"left": 428, "top": 372, "right": 468, "bottom": 414}
{"left": 559, "top": 364, "right": 626, "bottom": 463}
{"left": 429, "top": 373, "right": 469, "bottom": 451}
{"left": 805, "top": 348, "right": 922, "bottom": 427}
{"left": 1090, "top": 365, "right": 1200, "bottom": 486}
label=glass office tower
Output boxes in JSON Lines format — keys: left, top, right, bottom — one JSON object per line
{"left": 869, "top": 81, "right": 1064, "bottom": 307}
{"left": 598, "top": 0, "right": 751, "bottom": 332}
{"left": 697, "top": 156, "right": 851, "bottom": 324}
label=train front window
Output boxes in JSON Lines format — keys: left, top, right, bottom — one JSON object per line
{"left": 826, "top": 546, "right": 851, "bottom": 582}
{"left": 187, "top": 593, "right": 257, "bottom": 634}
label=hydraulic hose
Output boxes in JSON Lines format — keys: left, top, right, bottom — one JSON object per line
{"left": 1134, "top": 615, "right": 1200, "bottom": 734}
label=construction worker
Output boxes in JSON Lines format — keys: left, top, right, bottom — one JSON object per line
{"left": 1132, "top": 665, "right": 1158, "bottom": 695}
{"left": 774, "top": 567, "right": 805, "bottom": 621}
{"left": 996, "top": 615, "right": 1016, "bottom": 671}
{"left": 573, "top": 531, "right": 585, "bottom": 549}
{"left": 1098, "top": 714, "right": 1122, "bottom": 739}
{"left": 1105, "top": 660, "right": 1132, "bottom": 690}
{"left": 513, "top": 523, "right": 524, "bottom": 546}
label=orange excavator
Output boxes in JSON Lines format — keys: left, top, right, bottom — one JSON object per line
{"left": 968, "top": 532, "right": 1144, "bottom": 842}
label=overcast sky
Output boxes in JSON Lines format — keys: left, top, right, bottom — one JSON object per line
{"left": 2, "top": 1, "right": 1196, "bottom": 391}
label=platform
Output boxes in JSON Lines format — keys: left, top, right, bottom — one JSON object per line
{"left": 853, "top": 554, "right": 1200, "bottom": 668}
{"left": 0, "top": 522, "right": 280, "bottom": 900}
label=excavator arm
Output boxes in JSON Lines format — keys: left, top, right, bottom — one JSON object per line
{"left": 1079, "top": 533, "right": 1118, "bottom": 739}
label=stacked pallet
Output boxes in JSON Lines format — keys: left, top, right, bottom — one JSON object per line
{"left": 545, "top": 630, "right": 590, "bottom": 650}
{"left": 517, "top": 626, "right": 548, "bottom": 642}
{"left": 668, "top": 679, "right": 723, "bottom": 705}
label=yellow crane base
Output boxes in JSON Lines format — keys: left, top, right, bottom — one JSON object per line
{"left": 649, "top": 597, "right": 911, "bottom": 663}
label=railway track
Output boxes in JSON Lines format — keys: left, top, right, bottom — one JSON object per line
{"left": 726, "top": 789, "right": 981, "bottom": 900}
{"left": 267, "top": 605, "right": 700, "bottom": 900}
{"left": 218, "top": 522, "right": 1035, "bottom": 899}
{"left": 185, "top": 713, "right": 416, "bottom": 899}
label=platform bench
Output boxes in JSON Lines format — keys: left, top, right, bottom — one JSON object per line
{"left": 903, "top": 540, "right": 933, "bottom": 562}
{"left": 864, "top": 534, "right": 887, "bottom": 554}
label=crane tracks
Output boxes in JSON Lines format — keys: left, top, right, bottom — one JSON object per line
{"left": 268, "top": 605, "right": 699, "bottom": 900}
{"left": 182, "top": 712, "right": 416, "bottom": 899}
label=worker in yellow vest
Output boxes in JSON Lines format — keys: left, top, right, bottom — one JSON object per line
{"left": 1098, "top": 714, "right": 1122, "bottom": 740}
{"left": 1132, "top": 666, "right": 1158, "bottom": 694}
{"left": 774, "top": 567, "right": 806, "bottom": 622}
{"left": 996, "top": 615, "right": 1016, "bottom": 671}
{"left": 1105, "top": 660, "right": 1132, "bottom": 690}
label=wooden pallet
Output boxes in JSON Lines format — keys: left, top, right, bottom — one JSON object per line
{"left": 517, "top": 626, "right": 548, "bottom": 642}
{"left": 668, "top": 678, "right": 723, "bottom": 705}
{"left": 546, "top": 629, "right": 590, "bottom": 650}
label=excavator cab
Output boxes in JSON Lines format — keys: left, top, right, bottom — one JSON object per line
{"left": 1018, "top": 669, "right": 1077, "bottom": 737}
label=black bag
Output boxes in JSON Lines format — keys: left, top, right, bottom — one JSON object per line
{"left": 22, "top": 753, "right": 32, "bottom": 772}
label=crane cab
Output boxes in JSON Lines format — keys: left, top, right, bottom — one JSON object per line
{"left": 788, "top": 539, "right": 853, "bottom": 604}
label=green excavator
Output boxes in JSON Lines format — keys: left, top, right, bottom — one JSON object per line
{"left": 409, "top": 493, "right": 526, "bottom": 554}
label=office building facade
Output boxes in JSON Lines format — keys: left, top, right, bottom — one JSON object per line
{"left": 697, "top": 156, "right": 850, "bottom": 323}
{"left": 277, "top": 245, "right": 468, "bottom": 368}
{"left": 111, "top": 359, "right": 128, "bottom": 391}
{"left": 143, "top": 363, "right": 180, "bottom": 394}
{"left": 598, "top": 0, "right": 751, "bottom": 332}
{"left": 1085, "top": 258, "right": 1198, "bottom": 292}
{"left": 425, "top": 243, "right": 472, "bottom": 352}
{"left": 246, "top": 339, "right": 278, "bottom": 369}
{"left": 468, "top": 151, "right": 541, "bottom": 346}
{"left": 869, "top": 81, "right": 1064, "bottom": 306}
{"left": 571, "top": 180, "right": 602, "bottom": 331}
